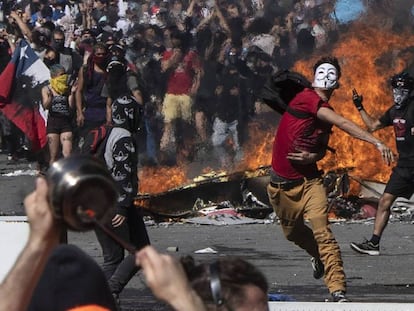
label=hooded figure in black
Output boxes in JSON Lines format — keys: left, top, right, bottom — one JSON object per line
{"left": 94, "top": 60, "right": 149, "bottom": 304}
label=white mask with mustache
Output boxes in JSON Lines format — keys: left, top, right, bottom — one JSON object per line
{"left": 312, "top": 63, "right": 338, "bottom": 90}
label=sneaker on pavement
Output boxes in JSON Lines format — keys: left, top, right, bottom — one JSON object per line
{"left": 331, "top": 290, "right": 349, "bottom": 302}
{"left": 350, "top": 239, "right": 380, "bottom": 256}
{"left": 310, "top": 257, "right": 324, "bottom": 279}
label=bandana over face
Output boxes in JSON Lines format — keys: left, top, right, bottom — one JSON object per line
{"left": 50, "top": 74, "right": 69, "bottom": 95}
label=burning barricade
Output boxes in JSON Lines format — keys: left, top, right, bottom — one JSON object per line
{"left": 134, "top": 165, "right": 389, "bottom": 223}
{"left": 135, "top": 166, "right": 272, "bottom": 221}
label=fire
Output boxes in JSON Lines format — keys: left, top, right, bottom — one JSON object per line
{"left": 139, "top": 166, "right": 187, "bottom": 193}
{"left": 294, "top": 22, "right": 414, "bottom": 183}
{"left": 139, "top": 21, "right": 414, "bottom": 195}
{"left": 236, "top": 117, "right": 274, "bottom": 171}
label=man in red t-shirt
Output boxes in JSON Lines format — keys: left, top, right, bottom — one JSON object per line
{"left": 267, "top": 57, "right": 394, "bottom": 302}
{"left": 159, "top": 29, "right": 201, "bottom": 165}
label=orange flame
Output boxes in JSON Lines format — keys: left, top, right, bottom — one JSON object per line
{"left": 294, "top": 23, "right": 414, "bottom": 183}
{"left": 236, "top": 118, "right": 275, "bottom": 171}
{"left": 139, "top": 166, "right": 187, "bottom": 193}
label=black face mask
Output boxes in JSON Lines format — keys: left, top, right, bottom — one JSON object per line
{"left": 52, "top": 39, "right": 65, "bottom": 52}
{"left": 107, "top": 64, "right": 128, "bottom": 99}
{"left": 44, "top": 58, "right": 57, "bottom": 68}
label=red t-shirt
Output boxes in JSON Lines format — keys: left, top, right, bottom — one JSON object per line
{"left": 271, "top": 88, "right": 333, "bottom": 179}
{"left": 162, "top": 49, "right": 200, "bottom": 95}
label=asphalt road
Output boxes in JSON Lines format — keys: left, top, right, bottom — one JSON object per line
{"left": 1, "top": 154, "right": 414, "bottom": 310}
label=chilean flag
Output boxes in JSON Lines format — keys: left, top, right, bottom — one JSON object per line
{"left": 0, "top": 40, "right": 50, "bottom": 151}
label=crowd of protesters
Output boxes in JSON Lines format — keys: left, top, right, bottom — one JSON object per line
{"left": 0, "top": 0, "right": 341, "bottom": 169}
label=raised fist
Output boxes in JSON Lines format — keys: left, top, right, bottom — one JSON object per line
{"left": 352, "top": 88, "right": 364, "bottom": 111}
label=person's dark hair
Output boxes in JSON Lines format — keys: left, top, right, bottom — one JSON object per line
{"left": 42, "top": 20, "right": 56, "bottom": 33}
{"left": 91, "top": 42, "right": 107, "bottom": 55}
{"left": 180, "top": 256, "right": 268, "bottom": 309}
{"left": 246, "top": 17, "right": 273, "bottom": 35}
{"left": 40, "top": 5, "right": 53, "bottom": 19}
{"left": 313, "top": 56, "right": 341, "bottom": 79}
{"left": 169, "top": 26, "right": 191, "bottom": 53}
{"left": 44, "top": 46, "right": 57, "bottom": 57}
{"left": 81, "top": 28, "right": 95, "bottom": 37}
{"left": 32, "top": 29, "right": 50, "bottom": 48}
{"left": 52, "top": 28, "right": 65, "bottom": 38}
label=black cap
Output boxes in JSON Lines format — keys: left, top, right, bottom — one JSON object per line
{"left": 109, "top": 44, "right": 125, "bottom": 55}
{"left": 391, "top": 72, "right": 414, "bottom": 89}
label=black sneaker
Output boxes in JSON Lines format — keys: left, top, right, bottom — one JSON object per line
{"left": 332, "top": 290, "right": 349, "bottom": 302}
{"left": 350, "top": 239, "right": 380, "bottom": 256}
{"left": 310, "top": 257, "right": 324, "bottom": 279}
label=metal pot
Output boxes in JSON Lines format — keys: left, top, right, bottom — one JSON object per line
{"left": 47, "top": 155, "right": 118, "bottom": 231}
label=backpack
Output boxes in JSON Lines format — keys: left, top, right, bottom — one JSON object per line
{"left": 260, "top": 69, "right": 313, "bottom": 119}
{"left": 79, "top": 124, "right": 113, "bottom": 163}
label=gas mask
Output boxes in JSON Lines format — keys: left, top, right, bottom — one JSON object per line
{"left": 391, "top": 72, "right": 414, "bottom": 109}
{"left": 312, "top": 63, "right": 338, "bottom": 90}
{"left": 393, "top": 87, "right": 410, "bottom": 109}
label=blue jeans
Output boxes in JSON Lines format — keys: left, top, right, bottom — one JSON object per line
{"left": 95, "top": 206, "right": 150, "bottom": 294}
{"left": 211, "top": 117, "right": 241, "bottom": 167}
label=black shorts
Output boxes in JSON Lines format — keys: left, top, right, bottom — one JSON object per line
{"left": 47, "top": 116, "right": 72, "bottom": 134}
{"left": 194, "top": 95, "right": 214, "bottom": 116}
{"left": 384, "top": 166, "right": 414, "bottom": 198}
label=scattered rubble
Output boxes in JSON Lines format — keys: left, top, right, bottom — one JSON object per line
{"left": 138, "top": 167, "right": 414, "bottom": 225}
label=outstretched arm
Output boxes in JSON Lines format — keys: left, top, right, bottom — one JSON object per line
{"left": 317, "top": 107, "right": 394, "bottom": 165}
{"left": 357, "top": 109, "right": 384, "bottom": 132}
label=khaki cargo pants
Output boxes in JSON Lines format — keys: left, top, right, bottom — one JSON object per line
{"left": 267, "top": 177, "right": 346, "bottom": 294}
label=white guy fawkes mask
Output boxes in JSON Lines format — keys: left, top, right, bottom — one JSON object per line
{"left": 312, "top": 63, "right": 338, "bottom": 90}
{"left": 393, "top": 87, "right": 410, "bottom": 109}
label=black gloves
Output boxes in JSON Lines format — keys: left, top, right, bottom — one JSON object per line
{"left": 352, "top": 88, "right": 364, "bottom": 111}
